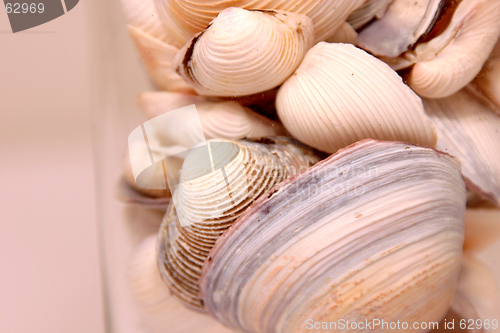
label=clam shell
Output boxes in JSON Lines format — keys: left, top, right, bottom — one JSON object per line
{"left": 124, "top": 96, "right": 285, "bottom": 200}
{"left": 407, "top": 0, "right": 500, "bottom": 98}
{"left": 172, "top": 8, "right": 314, "bottom": 97}
{"left": 154, "top": 0, "right": 365, "bottom": 47}
{"left": 127, "top": 236, "right": 233, "bottom": 333}
{"left": 473, "top": 57, "right": 500, "bottom": 111}
{"left": 200, "top": 139, "right": 466, "bottom": 333}
{"left": 157, "top": 137, "right": 320, "bottom": 309}
{"left": 423, "top": 86, "right": 500, "bottom": 206}
{"left": 127, "top": 26, "right": 194, "bottom": 93}
{"left": 276, "top": 42, "right": 437, "bottom": 154}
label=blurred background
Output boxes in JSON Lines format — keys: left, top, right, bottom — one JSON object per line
{"left": 0, "top": 1, "right": 105, "bottom": 332}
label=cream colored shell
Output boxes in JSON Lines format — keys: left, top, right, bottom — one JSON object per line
{"left": 172, "top": 8, "right": 314, "bottom": 97}
{"left": 157, "top": 138, "right": 319, "bottom": 309}
{"left": 120, "top": 0, "right": 168, "bottom": 43}
{"left": 154, "top": 0, "right": 365, "bottom": 47}
{"left": 276, "top": 42, "right": 437, "bottom": 154}
{"left": 200, "top": 139, "right": 466, "bottom": 333}
{"left": 474, "top": 57, "right": 500, "bottom": 111}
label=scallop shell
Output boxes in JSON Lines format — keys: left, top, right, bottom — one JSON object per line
{"left": 473, "top": 57, "right": 500, "bottom": 111}
{"left": 127, "top": 26, "right": 194, "bottom": 92}
{"left": 157, "top": 137, "right": 320, "bottom": 309}
{"left": 172, "top": 8, "right": 314, "bottom": 97}
{"left": 423, "top": 86, "right": 500, "bottom": 206}
{"left": 200, "top": 139, "right": 466, "bottom": 333}
{"left": 276, "top": 42, "right": 437, "bottom": 154}
{"left": 127, "top": 235, "right": 234, "bottom": 333}
{"left": 124, "top": 95, "right": 285, "bottom": 199}
{"left": 154, "top": 0, "right": 365, "bottom": 47}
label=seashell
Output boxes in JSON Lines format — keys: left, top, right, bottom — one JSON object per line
{"left": 347, "top": 0, "right": 392, "bottom": 30}
{"left": 324, "top": 22, "right": 358, "bottom": 45}
{"left": 124, "top": 96, "right": 285, "bottom": 200}
{"left": 127, "top": 26, "right": 194, "bottom": 93}
{"left": 172, "top": 8, "right": 315, "bottom": 97}
{"left": 154, "top": 0, "right": 365, "bottom": 47}
{"left": 127, "top": 235, "right": 233, "bottom": 333}
{"left": 423, "top": 86, "right": 500, "bottom": 207}
{"left": 276, "top": 42, "right": 437, "bottom": 154}
{"left": 473, "top": 57, "right": 500, "bottom": 111}
{"left": 358, "top": 0, "right": 500, "bottom": 98}
{"left": 157, "top": 137, "right": 320, "bottom": 309}
{"left": 200, "top": 139, "right": 466, "bottom": 333}
{"left": 120, "top": 0, "right": 168, "bottom": 43}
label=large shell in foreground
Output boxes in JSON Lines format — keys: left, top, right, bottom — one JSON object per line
{"left": 358, "top": 0, "right": 500, "bottom": 98}
{"left": 172, "top": 8, "right": 314, "bottom": 97}
{"left": 423, "top": 86, "right": 500, "bottom": 206}
{"left": 127, "top": 236, "right": 233, "bottom": 333}
{"left": 154, "top": 0, "right": 365, "bottom": 47}
{"left": 200, "top": 139, "right": 466, "bottom": 333}
{"left": 125, "top": 95, "right": 285, "bottom": 199}
{"left": 157, "top": 137, "right": 320, "bottom": 309}
{"left": 276, "top": 42, "right": 437, "bottom": 154}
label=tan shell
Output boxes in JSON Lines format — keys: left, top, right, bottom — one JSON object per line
{"left": 325, "top": 22, "right": 358, "bottom": 44}
{"left": 200, "top": 139, "right": 466, "bottom": 333}
{"left": 157, "top": 137, "right": 319, "bottom": 309}
{"left": 423, "top": 86, "right": 500, "bottom": 206}
{"left": 127, "top": 235, "right": 234, "bottom": 333}
{"left": 172, "top": 8, "right": 314, "bottom": 97}
{"left": 276, "top": 42, "right": 437, "bottom": 154}
{"left": 154, "top": 0, "right": 365, "bottom": 47}
{"left": 127, "top": 26, "right": 193, "bottom": 92}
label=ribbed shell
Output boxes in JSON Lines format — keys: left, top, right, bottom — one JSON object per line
{"left": 127, "top": 26, "right": 193, "bottom": 92}
{"left": 127, "top": 236, "right": 233, "bottom": 333}
{"left": 347, "top": 0, "right": 392, "bottom": 30}
{"left": 154, "top": 0, "right": 365, "bottom": 47}
{"left": 200, "top": 139, "right": 466, "bottom": 333}
{"left": 157, "top": 138, "right": 319, "bottom": 309}
{"left": 276, "top": 42, "right": 437, "bottom": 154}
{"left": 172, "top": 8, "right": 314, "bottom": 97}
{"left": 423, "top": 86, "right": 500, "bottom": 206}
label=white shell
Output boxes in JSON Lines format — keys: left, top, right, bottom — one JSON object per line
{"left": 172, "top": 8, "right": 314, "bottom": 97}
{"left": 276, "top": 42, "right": 437, "bottom": 154}
{"left": 423, "top": 86, "right": 500, "bottom": 206}
{"left": 201, "top": 139, "right": 466, "bottom": 333}
{"left": 154, "top": 0, "right": 365, "bottom": 47}
{"left": 127, "top": 26, "right": 194, "bottom": 93}
{"left": 473, "top": 57, "right": 500, "bottom": 111}
{"left": 127, "top": 235, "right": 234, "bottom": 333}
{"left": 157, "top": 138, "right": 319, "bottom": 309}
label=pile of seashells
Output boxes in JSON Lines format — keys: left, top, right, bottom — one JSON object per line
{"left": 120, "top": 0, "right": 500, "bottom": 332}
